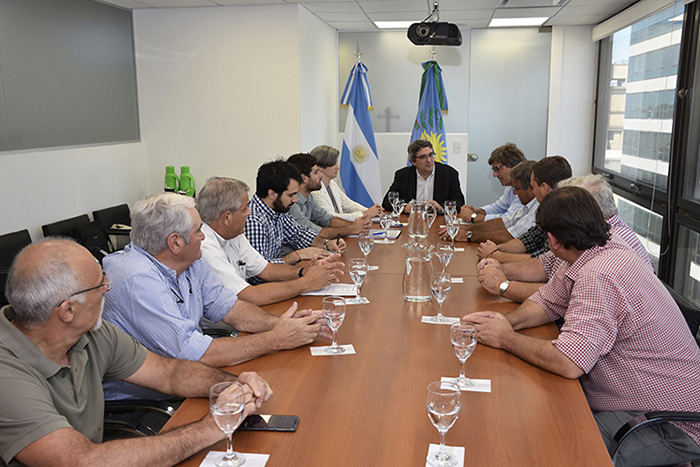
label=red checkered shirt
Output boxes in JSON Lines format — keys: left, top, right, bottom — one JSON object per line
{"left": 540, "top": 214, "right": 653, "bottom": 278}
{"left": 529, "top": 236, "right": 700, "bottom": 445}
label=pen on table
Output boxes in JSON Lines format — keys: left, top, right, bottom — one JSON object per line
{"left": 337, "top": 233, "right": 341, "bottom": 246}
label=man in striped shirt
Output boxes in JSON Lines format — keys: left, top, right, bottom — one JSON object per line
{"left": 464, "top": 187, "right": 700, "bottom": 466}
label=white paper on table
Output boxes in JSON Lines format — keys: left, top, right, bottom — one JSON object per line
{"left": 453, "top": 247, "right": 465, "bottom": 252}
{"left": 425, "top": 444, "right": 465, "bottom": 467}
{"left": 370, "top": 229, "right": 401, "bottom": 239}
{"left": 301, "top": 283, "right": 357, "bottom": 296}
{"left": 367, "top": 265, "right": 379, "bottom": 271}
{"left": 450, "top": 277, "right": 463, "bottom": 284}
{"left": 345, "top": 296, "right": 370, "bottom": 305}
{"left": 310, "top": 344, "right": 356, "bottom": 356}
{"left": 441, "top": 376, "right": 491, "bottom": 393}
{"left": 421, "top": 316, "right": 460, "bottom": 325}
{"left": 200, "top": 451, "right": 269, "bottom": 467}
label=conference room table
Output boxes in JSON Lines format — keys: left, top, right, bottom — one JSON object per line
{"left": 164, "top": 217, "right": 613, "bottom": 466}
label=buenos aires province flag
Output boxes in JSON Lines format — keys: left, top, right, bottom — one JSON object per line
{"left": 340, "top": 62, "right": 382, "bottom": 206}
{"left": 411, "top": 60, "right": 449, "bottom": 164}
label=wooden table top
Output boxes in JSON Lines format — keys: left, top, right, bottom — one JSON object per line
{"left": 164, "top": 216, "right": 612, "bottom": 466}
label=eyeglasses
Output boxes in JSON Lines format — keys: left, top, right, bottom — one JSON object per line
{"left": 55, "top": 272, "right": 112, "bottom": 309}
{"left": 415, "top": 152, "right": 436, "bottom": 161}
{"left": 491, "top": 163, "right": 505, "bottom": 173}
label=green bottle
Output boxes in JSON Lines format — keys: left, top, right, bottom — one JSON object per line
{"left": 164, "top": 166, "right": 179, "bottom": 192}
{"left": 179, "top": 166, "right": 196, "bottom": 197}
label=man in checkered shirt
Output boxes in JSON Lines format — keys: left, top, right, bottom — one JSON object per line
{"left": 464, "top": 186, "right": 700, "bottom": 466}
{"left": 244, "top": 159, "right": 346, "bottom": 265}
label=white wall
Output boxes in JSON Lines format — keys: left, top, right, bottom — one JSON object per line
{"left": 546, "top": 26, "right": 598, "bottom": 177}
{"left": 298, "top": 7, "right": 338, "bottom": 151}
{"left": 0, "top": 142, "right": 148, "bottom": 239}
{"left": 134, "top": 5, "right": 310, "bottom": 195}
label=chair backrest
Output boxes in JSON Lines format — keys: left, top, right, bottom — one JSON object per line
{"left": 0, "top": 230, "right": 32, "bottom": 308}
{"left": 92, "top": 204, "right": 131, "bottom": 231}
{"left": 42, "top": 215, "right": 110, "bottom": 263}
{"left": 666, "top": 284, "right": 700, "bottom": 346}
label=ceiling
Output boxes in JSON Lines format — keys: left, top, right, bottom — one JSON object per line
{"left": 97, "top": 0, "right": 638, "bottom": 30}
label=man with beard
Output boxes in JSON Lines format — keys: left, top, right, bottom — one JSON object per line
{"left": 287, "top": 153, "right": 370, "bottom": 238}
{"left": 0, "top": 238, "right": 271, "bottom": 466}
{"left": 245, "top": 159, "right": 346, "bottom": 264}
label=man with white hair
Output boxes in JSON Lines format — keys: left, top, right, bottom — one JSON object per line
{"left": 103, "top": 193, "right": 326, "bottom": 401}
{"left": 0, "top": 238, "right": 271, "bottom": 466}
{"left": 198, "top": 177, "right": 345, "bottom": 306}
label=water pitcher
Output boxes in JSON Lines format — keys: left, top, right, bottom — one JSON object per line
{"left": 407, "top": 200, "right": 434, "bottom": 242}
{"left": 402, "top": 242, "right": 434, "bottom": 302}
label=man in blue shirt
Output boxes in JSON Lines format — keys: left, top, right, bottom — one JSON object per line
{"left": 459, "top": 142, "right": 526, "bottom": 223}
{"left": 103, "top": 193, "right": 327, "bottom": 400}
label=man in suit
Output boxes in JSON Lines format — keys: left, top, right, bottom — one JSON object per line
{"left": 381, "top": 139, "right": 465, "bottom": 213}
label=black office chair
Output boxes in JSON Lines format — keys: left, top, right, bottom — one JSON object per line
{"left": 611, "top": 285, "right": 700, "bottom": 466}
{"left": 103, "top": 399, "right": 180, "bottom": 441}
{"left": 42, "top": 215, "right": 110, "bottom": 263}
{"left": 0, "top": 230, "right": 33, "bottom": 308}
{"left": 93, "top": 204, "right": 131, "bottom": 252}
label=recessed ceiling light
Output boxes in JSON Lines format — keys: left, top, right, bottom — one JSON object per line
{"left": 374, "top": 21, "right": 416, "bottom": 29}
{"left": 669, "top": 14, "right": 684, "bottom": 22}
{"left": 488, "top": 17, "right": 549, "bottom": 27}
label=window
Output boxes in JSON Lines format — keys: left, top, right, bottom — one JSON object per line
{"left": 594, "top": 0, "right": 700, "bottom": 301}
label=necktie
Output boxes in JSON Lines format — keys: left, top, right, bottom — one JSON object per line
{"left": 327, "top": 184, "right": 340, "bottom": 213}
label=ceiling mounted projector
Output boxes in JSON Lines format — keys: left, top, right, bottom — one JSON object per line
{"left": 407, "top": 22, "right": 462, "bottom": 46}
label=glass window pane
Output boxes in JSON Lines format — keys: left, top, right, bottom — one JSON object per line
{"left": 614, "top": 194, "right": 662, "bottom": 271}
{"left": 597, "top": 0, "right": 685, "bottom": 190}
{"left": 673, "top": 225, "right": 700, "bottom": 308}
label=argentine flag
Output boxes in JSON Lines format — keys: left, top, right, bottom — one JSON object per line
{"left": 411, "top": 61, "right": 449, "bottom": 164}
{"left": 340, "top": 62, "right": 381, "bottom": 206}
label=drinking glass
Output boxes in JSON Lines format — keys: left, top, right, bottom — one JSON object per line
{"left": 435, "top": 242, "right": 454, "bottom": 274}
{"left": 451, "top": 322, "right": 477, "bottom": 389}
{"left": 209, "top": 382, "right": 247, "bottom": 467}
{"left": 388, "top": 191, "right": 399, "bottom": 212}
{"left": 349, "top": 258, "right": 368, "bottom": 302}
{"left": 358, "top": 232, "right": 374, "bottom": 262}
{"left": 446, "top": 219, "right": 459, "bottom": 244}
{"left": 426, "top": 381, "right": 461, "bottom": 467}
{"left": 426, "top": 205, "right": 438, "bottom": 229}
{"left": 378, "top": 212, "right": 393, "bottom": 244}
{"left": 430, "top": 272, "right": 451, "bottom": 322}
{"left": 393, "top": 198, "right": 406, "bottom": 220}
{"left": 322, "top": 296, "right": 346, "bottom": 354}
{"left": 444, "top": 200, "right": 457, "bottom": 218}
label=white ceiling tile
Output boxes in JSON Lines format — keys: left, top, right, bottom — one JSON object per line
{"left": 302, "top": 1, "right": 362, "bottom": 12}
{"left": 314, "top": 11, "right": 369, "bottom": 20}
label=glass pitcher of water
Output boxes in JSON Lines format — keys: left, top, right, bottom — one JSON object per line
{"left": 407, "top": 200, "right": 435, "bottom": 243}
{"left": 402, "top": 242, "right": 434, "bottom": 302}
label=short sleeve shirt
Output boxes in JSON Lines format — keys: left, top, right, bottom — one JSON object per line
{"left": 529, "top": 238, "right": 700, "bottom": 445}
{"left": 0, "top": 307, "right": 147, "bottom": 466}
{"left": 200, "top": 223, "right": 268, "bottom": 294}
{"left": 518, "top": 225, "right": 549, "bottom": 257}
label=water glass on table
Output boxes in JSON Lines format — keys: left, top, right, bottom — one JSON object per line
{"left": 443, "top": 200, "right": 457, "bottom": 219}
{"left": 426, "top": 380, "right": 461, "bottom": 467}
{"left": 435, "top": 241, "right": 454, "bottom": 274}
{"left": 358, "top": 232, "right": 374, "bottom": 263}
{"left": 451, "top": 322, "right": 477, "bottom": 389}
{"left": 209, "top": 382, "right": 247, "bottom": 467}
{"left": 322, "top": 296, "right": 347, "bottom": 354}
{"left": 348, "top": 258, "right": 368, "bottom": 302}
{"left": 429, "top": 272, "right": 452, "bottom": 322}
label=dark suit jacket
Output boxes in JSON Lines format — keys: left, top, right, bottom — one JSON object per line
{"left": 382, "top": 162, "right": 465, "bottom": 211}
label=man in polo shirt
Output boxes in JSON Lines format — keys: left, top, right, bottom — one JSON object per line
{"left": 0, "top": 238, "right": 271, "bottom": 467}
{"left": 459, "top": 142, "right": 525, "bottom": 223}
{"left": 245, "top": 159, "right": 345, "bottom": 264}
{"left": 102, "top": 193, "right": 326, "bottom": 401}
{"left": 286, "top": 152, "right": 371, "bottom": 238}
{"left": 198, "top": 176, "right": 345, "bottom": 306}
{"left": 464, "top": 187, "right": 700, "bottom": 466}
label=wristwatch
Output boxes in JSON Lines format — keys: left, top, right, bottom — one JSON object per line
{"left": 499, "top": 280, "right": 511, "bottom": 297}
{"left": 466, "top": 231, "right": 473, "bottom": 242}
{"left": 470, "top": 213, "right": 478, "bottom": 223}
